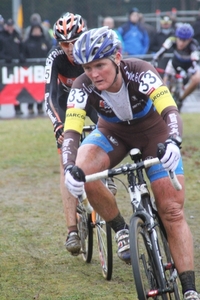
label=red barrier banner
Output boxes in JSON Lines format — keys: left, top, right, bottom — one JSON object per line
{"left": 0, "top": 59, "right": 46, "bottom": 105}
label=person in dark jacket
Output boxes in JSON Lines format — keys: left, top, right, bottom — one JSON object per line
{"left": 2, "top": 18, "right": 24, "bottom": 116}
{"left": 0, "top": 15, "right": 6, "bottom": 58}
{"left": 23, "top": 24, "right": 51, "bottom": 115}
{"left": 149, "top": 15, "right": 175, "bottom": 70}
{"left": 149, "top": 16, "right": 175, "bottom": 53}
{"left": 192, "top": 14, "right": 200, "bottom": 46}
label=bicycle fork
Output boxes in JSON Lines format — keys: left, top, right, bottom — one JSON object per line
{"left": 129, "top": 190, "right": 173, "bottom": 297}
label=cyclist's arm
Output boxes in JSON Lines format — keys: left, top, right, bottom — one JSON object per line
{"left": 149, "top": 86, "right": 182, "bottom": 137}
{"left": 44, "top": 61, "right": 62, "bottom": 126}
{"left": 138, "top": 62, "right": 182, "bottom": 138}
{"left": 62, "top": 87, "right": 88, "bottom": 170}
{"left": 153, "top": 36, "right": 175, "bottom": 61}
{"left": 188, "top": 42, "right": 200, "bottom": 74}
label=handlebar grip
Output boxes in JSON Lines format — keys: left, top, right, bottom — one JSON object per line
{"left": 157, "top": 143, "right": 166, "bottom": 159}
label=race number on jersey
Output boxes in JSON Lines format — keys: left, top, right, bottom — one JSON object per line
{"left": 67, "top": 88, "right": 88, "bottom": 109}
{"left": 44, "top": 65, "right": 52, "bottom": 84}
{"left": 139, "top": 70, "right": 163, "bottom": 95}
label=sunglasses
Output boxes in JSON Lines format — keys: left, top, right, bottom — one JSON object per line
{"left": 59, "top": 40, "right": 77, "bottom": 48}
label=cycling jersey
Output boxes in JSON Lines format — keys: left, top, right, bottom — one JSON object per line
{"left": 44, "top": 45, "right": 98, "bottom": 126}
{"left": 63, "top": 58, "right": 182, "bottom": 170}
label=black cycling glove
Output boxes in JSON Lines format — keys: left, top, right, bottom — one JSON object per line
{"left": 54, "top": 122, "right": 64, "bottom": 141}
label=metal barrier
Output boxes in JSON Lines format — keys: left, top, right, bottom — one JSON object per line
{"left": 98, "top": 10, "right": 199, "bottom": 30}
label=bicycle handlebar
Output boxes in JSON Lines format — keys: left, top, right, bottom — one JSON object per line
{"left": 83, "top": 125, "right": 96, "bottom": 132}
{"left": 85, "top": 157, "right": 182, "bottom": 191}
{"left": 155, "top": 67, "right": 186, "bottom": 79}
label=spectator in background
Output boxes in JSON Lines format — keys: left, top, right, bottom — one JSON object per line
{"left": 192, "top": 13, "right": 200, "bottom": 46}
{"left": 150, "top": 16, "right": 175, "bottom": 53}
{"left": 23, "top": 13, "right": 52, "bottom": 48}
{"left": 23, "top": 23, "right": 51, "bottom": 115}
{"left": 139, "top": 13, "right": 156, "bottom": 51}
{"left": 42, "top": 19, "right": 57, "bottom": 46}
{"left": 0, "top": 15, "right": 6, "bottom": 58}
{"left": 2, "top": 18, "right": 24, "bottom": 116}
{"left": 117, "top": 7, "right": 149, "bottom": 55}
{"left": 149, "top": 15, "right": 175, "bottom": 69}
{"left": 103, "top": 16, "right": 124, "bottom": 53}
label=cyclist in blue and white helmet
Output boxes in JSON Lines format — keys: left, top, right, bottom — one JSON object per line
{"left": 63, "top": 27, "right": 200, "bottom": 297}
{"left": 175, "top": 23, "right": 194, "bottom": 40}
{"left": 73, "top": 26, "right": 122, "bottom": 88}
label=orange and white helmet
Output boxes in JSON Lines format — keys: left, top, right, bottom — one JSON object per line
{"left": 53, "top": 12, "right": 86, "bottom": 42}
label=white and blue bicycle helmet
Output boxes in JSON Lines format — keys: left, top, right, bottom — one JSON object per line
{"left": 175, "top": 23, "right": 194, "bottom": 40}
{"left": 73, "top": 26, "right": 121, "bottom": 64}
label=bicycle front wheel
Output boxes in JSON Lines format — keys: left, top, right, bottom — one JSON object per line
{"left": 77, "top": 208, "right": 93, "bottom": 263}
{"left": 130, "top": 215, "right": 169, "bottom": 300}
{"left": 95, "top": 213, "right": 113, "bottom": 280}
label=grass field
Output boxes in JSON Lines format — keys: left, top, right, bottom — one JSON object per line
{"left": 0, "top": 114, "right": 200, "bottom": 300}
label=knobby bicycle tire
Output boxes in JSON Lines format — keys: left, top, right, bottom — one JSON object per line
{"left": 142, "top": 195, "right": 180, "bottom": 298}
{"left": 96, "top": 213, "right": 113, "bottom": 280}
{"left": 77, "top": 208, "right": 93, "bottom": 263}
{"left": 154, "top": 213, "right": 181, "bottom": 300}
{"left": 130, "top": 215, "right": 169, "bottom": 300}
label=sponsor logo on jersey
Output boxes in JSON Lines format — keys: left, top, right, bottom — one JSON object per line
{"left": 46, "top": 48, "right": 64, "bottom": 65}
{"left": 99, "top": 100, "right": 111, "bottom": 110}
{"left": 66, "top": 112, "right": 85, "bottom": 120}
{"left": 124, "top": 66, "right": 144, "bottom": 83}
{"left": 151, "top": 89, "right": 168, "bottom": 101}
{"left": 107, "top": 135, "right": 119, "bottom": 146}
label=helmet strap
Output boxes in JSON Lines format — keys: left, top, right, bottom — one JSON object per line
{"left": 108, "top": 52, "right": 121, "bottom": 88}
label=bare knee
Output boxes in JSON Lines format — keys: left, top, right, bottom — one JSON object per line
{"left": 152, "top": 177, "right": 185, "bottom": 225}
{"left": 159, "top": 202, "right": 184, "bottom": 224}
{"left": 76, "top": 144, "right": 110, "bottom": 174}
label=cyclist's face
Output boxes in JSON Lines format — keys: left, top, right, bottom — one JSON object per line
{"left": 83, "top": 54, "right": 121, "bottom": 92}
{"left": 176, "top": 37, "right": 191, "bottom": 50}
{"left": 59, "top": 40, "right": 76, "bottom": 61}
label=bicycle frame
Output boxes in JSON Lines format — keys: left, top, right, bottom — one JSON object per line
{"left": 83, "top": 147, "right": 181, "bottom": 299}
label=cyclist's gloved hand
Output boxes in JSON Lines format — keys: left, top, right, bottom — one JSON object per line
{"left": 64, "top": 166, "right": 85, "bottom": 198}
{"left": 54, "top": 122, "right": 64, "bottom": 141}
{"left": 188, "top": 60, "right": 198, "bottom": 75}
{"left": 160, "top": 139, "right": 181, "bottom": 172}
{"left": 187, "top": 66, "right": 196, "bottom": 75}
